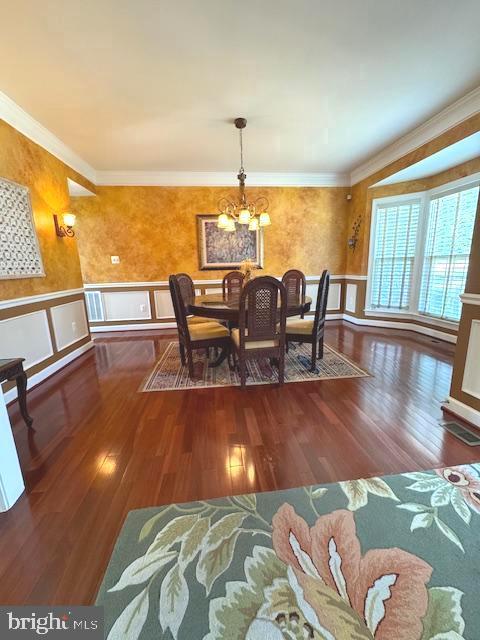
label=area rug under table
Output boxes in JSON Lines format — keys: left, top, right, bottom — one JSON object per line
{"left": 97, "top": 464, "right": 480, "bottom": 639}
{"left": 140, "top": 341, "right": 369, "bottom": 392}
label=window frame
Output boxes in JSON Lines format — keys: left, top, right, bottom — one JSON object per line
{"left": 366, "top": 172, "right": 480, "bottom": 326}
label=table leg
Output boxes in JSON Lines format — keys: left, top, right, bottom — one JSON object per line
{"left": 15, "top": 372, "right": 34, "bottom": 429}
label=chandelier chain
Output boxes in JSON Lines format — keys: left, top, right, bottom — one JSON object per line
{"left": 239, "top": 127, "right": 244, "bottom": 173}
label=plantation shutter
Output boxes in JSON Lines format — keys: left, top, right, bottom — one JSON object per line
{"left": 418, "top": 185, "right": 479, "bottom": 321}
{"left": 369, "top": 199, "right": 421, "bottom": 311}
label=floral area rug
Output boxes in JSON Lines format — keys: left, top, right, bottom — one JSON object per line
{"left": 97, "top": 464, "right": 480, "bottom": 639}
{"left": 140, "top": 341, "right": 369, "bottom": 391}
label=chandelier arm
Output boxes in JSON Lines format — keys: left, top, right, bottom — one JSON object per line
{"left": 218, "top": 196, "right": 236, "bottom": 214}
{"left": 253, "top": 196, "right": 269, "bottom": 212}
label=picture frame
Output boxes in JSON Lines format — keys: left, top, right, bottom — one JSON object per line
{"left": 197, "top": 214, "right": 264, "bottom": 270}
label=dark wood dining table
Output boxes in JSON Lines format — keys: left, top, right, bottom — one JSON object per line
{"left": 188, "top": 292, "right": 312, "bottom": 367}
{"left": 188, "top": 292, "right": 312, "bottom": 323}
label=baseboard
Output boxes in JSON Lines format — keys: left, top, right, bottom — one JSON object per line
{"left": 90, "top": 322, "right": 177, "bottom": 332}
{"left": 442, "top": 396, "right": 480, "bottom": 429}
{"left": 342, "top": 314, "right": 457, "bottom": 344}
{"left": 3, "top": 341, "right": 95, "bottom": 404}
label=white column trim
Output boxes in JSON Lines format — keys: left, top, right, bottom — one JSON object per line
{"left": 443, "top": 396, "right": 480, "bottom": 429}
{"left": 460, "top": 293, "right": 480, "bottom": 306}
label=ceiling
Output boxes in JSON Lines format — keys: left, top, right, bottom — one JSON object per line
{"left": 373, "top": 132, "right": 480, "bottom": 186}
{"left": 1, "top": 0, "right": 480, "bottom": 176}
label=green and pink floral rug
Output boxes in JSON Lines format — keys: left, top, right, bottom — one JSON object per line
{"left": 97, "top": 464, "right": 480, "bottom": 639}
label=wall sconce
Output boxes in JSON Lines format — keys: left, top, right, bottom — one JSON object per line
{"left": 348, "top": 215, "right": 362, "bottom": 251}
{"left": 54, "top": 213, "right": 76, "bottom": 237}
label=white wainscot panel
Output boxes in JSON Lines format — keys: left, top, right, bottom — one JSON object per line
{"left": 327, "top": 283, "right": 341, "bottom": 311}
{"left": 0, "top": 310, "right": 53, "bottom": 368}
{"left": 462, "top": 320, "right": 480, "bottom": 400}
{"left": 51, "top": 300, "right": 89, "bottom": 351}
{"left": 103, "top": 291, "right": 151, "bottom": 321}
{"left": 306, "top": 284, "right": 318, "bottom": 311}
{"left": 205, "top": 288, "right": 222, "bottom": 295}
{"left": 306, "top": 282, "right": 341, "bottom": 312}
{"left": 346, "top": 283, "right": 357, "bottom": 313}
{"left": 154, "top": 290, "right": 174, "bottom": 319}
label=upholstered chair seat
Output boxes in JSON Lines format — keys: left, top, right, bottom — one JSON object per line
{"left": 189, "top": 322, "right": 230, "bottom": 341}
{"left": 285, "top": 317, "right": 314, "bottom": 335}
{"left": 231, "top": 329, "right": 279, "bottom": 350}
{"left": 187, "top": 315, "right": 214, "bottom": 325}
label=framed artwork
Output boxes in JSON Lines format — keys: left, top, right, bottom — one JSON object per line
{"left": 197, "top": 215, "right": 264, "bottom": 270}
{"left": 0, "top": 177, "right": 45, "bottom": 279}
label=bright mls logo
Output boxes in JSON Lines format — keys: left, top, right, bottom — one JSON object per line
{"left": 0, "top": 607, "right": 103, "bottom": 638}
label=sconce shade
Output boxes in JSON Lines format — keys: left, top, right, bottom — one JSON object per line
{"left": 63, "top": 213, "right": 76, "bottom": 228}
{"left": 248, "top": 217, "right": 259, "bottom": 231}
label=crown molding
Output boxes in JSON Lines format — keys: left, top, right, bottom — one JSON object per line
{"left": 0, "top": 91, "right": 97, "bottom": 183}
{"left": 94, "top": 170, "right": 349, "bottom": 187}
{"left": 3, "top": 86, "right": 480, "bottom": 189}
{"left": 350, "top": 86, "right": 480, "bottom": 186}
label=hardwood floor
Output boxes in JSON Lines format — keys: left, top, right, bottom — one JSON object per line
{"left": 1, "top": 321, "right": 479, "bottom": 605}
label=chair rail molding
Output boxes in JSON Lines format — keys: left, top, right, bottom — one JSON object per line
{"left": 0, "top": 287, "right": 85, "bottom": 311}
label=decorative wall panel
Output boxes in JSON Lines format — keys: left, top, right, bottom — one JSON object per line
{"left": 346, "top": 283, "right": 357, "bottom": 313}
{"left": 0, "top": 310, "right": 53, "bottom": 368}
{"left": 462, "top": 319, "right": 480, "bottom": 400}
{"left": 50, "top": 299, "right": 89, "bottom": 351}
{"left": 154, "top": 290, "right": 174, "bottom": 319}
{"left": 103, "top": 291, "right": 151, "bottom": 321}
{"left": 0, "top": 177, "right": 44, "bottom": 279}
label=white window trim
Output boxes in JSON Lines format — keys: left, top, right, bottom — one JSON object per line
{"left": 365, "top": 173, "right": 480, "bottom": 324}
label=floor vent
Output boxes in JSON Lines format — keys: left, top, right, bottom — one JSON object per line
{"left": 440, "top": 421, "right": 480, "bottom": 446}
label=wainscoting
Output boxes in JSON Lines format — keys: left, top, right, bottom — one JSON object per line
{"left": 0, "top": 289, "right": 93, "bottom": 402}
{"left": 84, "top": 275, "right": 353, "bottom": 332}
{"left": 446, "top": 293, "right": 480, "bottom": 427}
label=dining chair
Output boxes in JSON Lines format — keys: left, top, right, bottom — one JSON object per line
{"left": 285, "top": 270, "right": 330, "bottom": 371}
{"left": 169, "top": 275, "right": 230, "bottom": 379}
{"left": 175, "top": 272, "right": 212, "bottom": 325}
{"left": 281, "top": 269, "right": 306, "bottom": 318}
{"left": 231, "top": 276, "right": 287, "bottom": 388}
{"left": 222, "top": 270, "right": 245, "bottom": 299}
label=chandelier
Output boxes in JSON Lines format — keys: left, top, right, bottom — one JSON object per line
{"left": 217, "top": 118, "right": 271, "bottom": 232}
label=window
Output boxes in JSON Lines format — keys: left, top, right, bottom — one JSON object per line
{"left": 418, "top": 186, "right": 479, "bottom": 321}
{"left": 367, "top": 177, "right": 479, "bottom": 323}
{"left": 369, "top": 198, "right": 421, "bottom": 311}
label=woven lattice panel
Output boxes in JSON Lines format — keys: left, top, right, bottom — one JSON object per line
{"left": 0, "top": 178, "right": 44, "bottom": 279}
{"left": 247, "top": 284, "right": 277, "bottom": 338}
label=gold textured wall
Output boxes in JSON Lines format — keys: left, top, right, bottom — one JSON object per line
{"left": 72, "top": 185, "right": 350, "bottom": 282}
{"left": 0, "top": 120, "right": 95, "bottom": 300}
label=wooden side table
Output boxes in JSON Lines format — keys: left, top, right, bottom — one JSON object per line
{"left": 0, "top": 358, "right": 33, "bottom": 428}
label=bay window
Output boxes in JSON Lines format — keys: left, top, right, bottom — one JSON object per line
{"left": 367, "top": 176, "right": 479, "bottom": 323}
